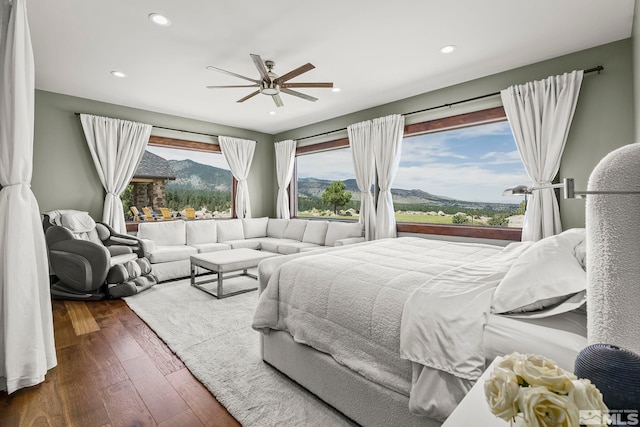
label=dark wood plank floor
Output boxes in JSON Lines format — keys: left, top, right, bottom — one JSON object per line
{"left": 0, "top": 299, "right": 241, "bottom": 427}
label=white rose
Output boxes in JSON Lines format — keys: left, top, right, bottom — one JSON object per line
{"left": 518, "top": 386, "right": 579, "bottom": 427}
{"left": 495, "top": 352, "right": 524, "bottom": 372}
{"left": 568, "top": 379, "right": 609, "bottom": 426}
{"left": 484, "top": 367, "right": 521, "bottom": 420}
{"left": 513, "top": 354, "right": 577, "bottom": 393}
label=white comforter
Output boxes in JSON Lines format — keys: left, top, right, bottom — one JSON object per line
{"left": 252, "top": 237, "right": 504, "bottom": 419}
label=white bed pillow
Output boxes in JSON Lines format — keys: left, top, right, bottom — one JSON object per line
{"left": 491, "top": 228, "right": 587, "bottom": 315}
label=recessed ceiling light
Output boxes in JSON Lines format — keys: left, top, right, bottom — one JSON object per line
{"left": 149, "top": 13, "right": 171, "bottom": 26}
{"left": 440, "top": 45, "right": 456, "bottom": 54}
{"left": 110, "top": 71, "right": 126, "bottom": 78}
{"left": 268, "top": 111, "right": 276, "bottom": 115}
{"left": 331, "top": 87, "right": 341, "bottom": 92}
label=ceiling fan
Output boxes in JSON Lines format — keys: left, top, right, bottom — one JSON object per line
{"left": 206, "top": 54, "right": 333, "bottom": 107}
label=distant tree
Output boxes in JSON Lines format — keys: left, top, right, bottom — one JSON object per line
{"left": 515, "top": 200, "right": 527, "bottom": 215}
{"left": 321, "top": 181, "right": 352, "bottom": 214}
{"left": 488, "top": 214, "right": 509, "bottom": 226}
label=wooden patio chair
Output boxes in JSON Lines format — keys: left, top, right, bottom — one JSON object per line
{"left": 159, "top": 208, "right": 172, "bottom": 220}
{"left": 185, "top": 207, "right": 196, "bottom": 219}
{"left": 141, "top": 207, "right": 158, "bottom": 221}
{"left": 130, "top": 206, "right": 144, "bottom": 221}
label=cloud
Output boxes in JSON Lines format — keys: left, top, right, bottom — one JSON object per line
{"left": 479, "top": 150, "right": 523, "bottom": 164}
{"left": 297, "top": 148, "right": 355, "bottom": 180}
{"left": 393, "top": 163, "right": 530, "bottom": 203}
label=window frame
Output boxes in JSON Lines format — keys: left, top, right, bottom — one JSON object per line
{"left": 291, "top": 106, "right": 523, "bottom": 241}
{"left": 125, "top": 135, "right": 236, "bottom": 232}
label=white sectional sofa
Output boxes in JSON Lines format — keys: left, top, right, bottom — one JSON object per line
{"left": 136, "top": 217, "right": 365, "bottom": 282}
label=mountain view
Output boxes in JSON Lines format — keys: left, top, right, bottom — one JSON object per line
{"left": 166, "top": 159, "right": 232, "bottom": 192}
{"left": 164, "top": 160, "right": 520, "bottom": 215}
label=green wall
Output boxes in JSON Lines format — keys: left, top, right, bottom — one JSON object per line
{"left": 33, "top": 90, "right": 275, "bottom": 219}
{"left": 275, "top": 39, "right": 634, "bottom": 230}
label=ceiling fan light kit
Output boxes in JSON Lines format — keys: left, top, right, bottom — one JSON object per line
{"left": 206, "top": 54, "right": 334, "bottom": 107}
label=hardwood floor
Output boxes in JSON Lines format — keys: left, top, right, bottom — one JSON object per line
{"left": 0, "top": 299, "right": 241, "bottom": 427}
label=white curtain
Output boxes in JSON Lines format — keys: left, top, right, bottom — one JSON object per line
{"left": 80, "top": 114, "right": 151, "bottom": 234}
{"left": 372, "top": 115, "right": 405, "bottom": 239}
{"left": 219, "top": 136, "right": 256, "bottom": 219}
{"left": 274, "top": 139, "right": 296, "bottom": 219}
{"left": 347, "top": 121, "right": 376, "bottom": 240}
{"left": 501, "top": 70, "right": 583, "bottom": 241}
{"left": 0, "top": 0, "right": 57, "bottom": 393}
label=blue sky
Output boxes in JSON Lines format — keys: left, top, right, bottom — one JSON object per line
{"left": 298, "top": 121, "right": 530, "bottom": 204}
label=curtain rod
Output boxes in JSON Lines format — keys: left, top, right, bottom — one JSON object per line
{"left": 73, "top": 113, "right": 220, "bottom": 138}
{"left": 295, "top": 65, "right": 604, "bottom": 142}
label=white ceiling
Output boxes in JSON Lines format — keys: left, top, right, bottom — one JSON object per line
{"left": 28, "top": 0, "right": 635, "bottom": 135}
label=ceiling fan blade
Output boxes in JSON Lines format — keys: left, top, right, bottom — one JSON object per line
{"left": 281, "top": 88, "right": 318, "bottom": 102}
{"left": 250, "top": 54, "right": 271, "bottom": 82}
{"left": 272, "top": 94, "right": 284, "bottom": 107}
{"left": 206, "top": 84, "right": 260, "bottom": 89}
{"left": 237, "top": 90, "right": 261, "bottom": 103}
{"left": 280, "top": 82, "right": 333, "bottom": 89}
{"left": 274, "top": 63, "right": 315, "bottom": 83}
{"left": 206, "top": 65, "right": 260, "bottom": 84}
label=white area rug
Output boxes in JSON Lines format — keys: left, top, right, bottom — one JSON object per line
{"left": 124, "top": 277, "right": 354, "bottom": 427}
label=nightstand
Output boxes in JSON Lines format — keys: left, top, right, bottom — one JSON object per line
{"left": 442, "top": 359, "right": 508, "bottom": 426}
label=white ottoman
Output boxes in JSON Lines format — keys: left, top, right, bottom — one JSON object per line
{"left": 190, "top": 248, "right": 278, "bottom": 298}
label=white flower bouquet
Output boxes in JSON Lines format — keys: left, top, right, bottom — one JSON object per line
{"left": 484, "top": 352, "right": 609, "bottom": 427}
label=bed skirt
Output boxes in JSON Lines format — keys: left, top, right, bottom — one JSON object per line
{"left": 261, "top": 330, "right": 438, "bottom": 427}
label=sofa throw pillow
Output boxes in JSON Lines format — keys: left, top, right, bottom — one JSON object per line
{"left": 302, "top": 221, "right": 329, "bottom": 245}
{"left": 267, "top": 218, "right": 288, "bottom": 238}
{"left": 217, "top": 219, "right": 245, "bottom": 242}
{"left": 324, "top": 222, "right": 364, "bottom": 246}
{"left": 243, "top": 217, "right": 269, "bottom": 239}
{"left": 186, "top": 219, "right": 217, "bottom": 245}
{"left": 283, "top": 219, "right": 308, "bottom": 240}
{"left": 138, "top": 220, "right": 186, "bottom": 246}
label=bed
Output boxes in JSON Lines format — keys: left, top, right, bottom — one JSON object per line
{"left": 251, "top": 230, "right": 588, "bottom": 426}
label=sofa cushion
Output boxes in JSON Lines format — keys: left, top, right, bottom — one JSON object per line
{"left": 324, "top": 222, "right": 364, "bottom": 246}
{"left": 302, "top": 221, "right": 329, "bottom": 245}
{"left": 243, "top": 217, "right": 269, "bottom": 239}
{"left": 277, "top": 242, "right": 321, "bottom": 255}
{"left": 186, "top": 219, "right": 217, "bottom": 245}
{"left": 138, "top": 220, "right": 186, "bottom": 246}
{"left": 217, "top": 219, "right": 244, "bottom": 242}
{"left": 224, "top": 239, "right": 261, "bottom": 250}
{"left": 267, "top": 218, "right": 288, "bottom": 238}
{"left": 191, "top": 242, "right": 232, "bottom": 254}
{"left": 148, "top": 245, "right": 197, "bottom": 263}
{"left": 282, "top": 219, "right": 308, "bottom": 241}
{"left": 253, "top": 238, "right": 300, "bottom": 253}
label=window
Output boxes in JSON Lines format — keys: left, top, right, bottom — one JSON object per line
{"left": 394, "top": 120, "right": 528, "bottom": 229}
{"left": 122, "top": 136, "right": 233, "bottom": 221}
{"left": 296, "top": 146, "right": 358, "bottom": 219}
{"left": 292, "top": 107, "right": 528, "bottom": 240}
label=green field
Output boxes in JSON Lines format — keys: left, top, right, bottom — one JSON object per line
{"left": 298, "top": 212, "right": 457, "bottom": 224}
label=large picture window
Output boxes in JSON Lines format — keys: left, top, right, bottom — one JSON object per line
{"left": 292, "top": 107, "right": 528, "bottom": 240}
{"left": 122, "top": 136, "right": 233, "bottom": 221}
{"left": 296, "top": 146, "right": 358, "bottom": 218}
{"left": 393, "top": 120, "right": 528, "bottom": 228}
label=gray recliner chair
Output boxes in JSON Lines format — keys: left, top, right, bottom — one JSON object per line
{"left": 43, "top": 210, "right": 157, "bottom": 300}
